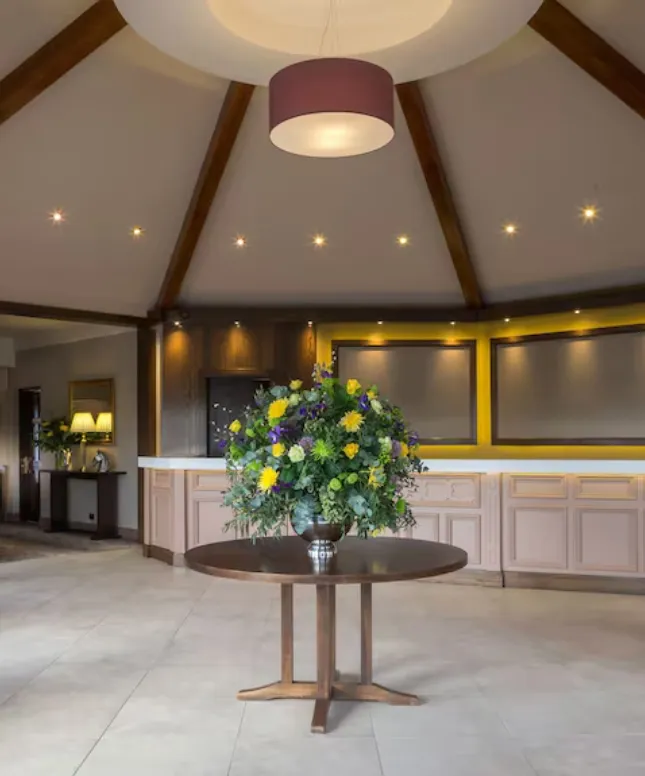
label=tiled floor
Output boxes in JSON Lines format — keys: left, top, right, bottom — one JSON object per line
{"left": 1, "top": 549, "right": 645, "bottom": 775}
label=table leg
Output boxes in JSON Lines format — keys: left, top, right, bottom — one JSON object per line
{"left": 281, "top": 584, "right": 293, "bottom": 684}
{"left": 311, "top": 585, "right": 335, "bottom": 733}
{"left": 361, "top": 583, "right": 372, "bottom": 685}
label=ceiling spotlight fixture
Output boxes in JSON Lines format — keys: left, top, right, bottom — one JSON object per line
{"left": 270, "top": 59, "right": 394, "bottom": 158}
{"left": 574, "top": 309, "right": 581, "bottom": 315}
{"left": 377, "top": 321, "right": 384, "bottom": 325}
{"left": 313, "top": 234, "right": 326, "bottom": 248}
{"left": 50, "top": 210, "right": 64, "bottom": 224}
{"left": 450, "top": 321, "right": 456, "bottom": 326}
{"left": 234, "top": 236, "right": 247, "bottom": 247}
{"left": 234, "top": 321, "right": 241, "bottom": 328}
{"left": 397, "top": 235, "right": 409, "bottom": 246}
{"left": 131, "top": 226, "right": 144, "bottom": 238}
{"left": 504, "top": 317, "right": 511, "bottom": 323}
{"left": 307, "top": 321, "right": 313, "bottom": 327}
{"left": 580, "top": 205, "right": 599, "bottom": 222}
{"left": 503, "top": 223, "right": 518, "bottom": 236}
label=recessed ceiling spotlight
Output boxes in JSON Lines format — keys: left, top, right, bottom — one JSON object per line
{"left": 502, "top": 223, "right": 518, "bottom": 236}
{"left": 377, "top": 321, "right": 384, "bottom": 325}
{"left": 313, "top": 234, "right": 326, "bottom": 247}
{"left": 580, "top": 205, "right": 599, "bottom": 223}
{"left": 397, "top": 235, "right": 409, "bottom": 246}
{"left": 504, "top": 317, "right": 511, "bottom": 323}
{"left": 234, "top": 235, "right": 247, "bottom": 247}
{"left": 234, "top": 321, "right": 241, "bottom": 328}
{"left": 574, "top": 308, "right": 581, "bottom": 314}
{"left": 307, "top": 321, "right": 313, "bottom": 327}
{"left": 450, "top": 321, "right": 456, "bottom": 326}
{"left": 131, "top": 226, "right": 144, "bottom": 238}
{"left": 50, "top": 209, "right": 64, "bottom": 224}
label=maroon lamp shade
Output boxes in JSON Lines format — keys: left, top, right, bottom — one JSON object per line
{"left": 269, "top": 58, "right": 395, "bottom": 158}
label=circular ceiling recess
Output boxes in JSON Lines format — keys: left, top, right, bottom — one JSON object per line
{"left": 114, "top": 0, "right": 545, "bottom": 85}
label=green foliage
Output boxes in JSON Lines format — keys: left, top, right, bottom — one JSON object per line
{"left": 33, "top": 417, "right": 80, "bottom": 454}
{"left": 223, "top": 364, "right": 424, "bottom": 539}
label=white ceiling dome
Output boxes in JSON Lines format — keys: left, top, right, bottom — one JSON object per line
{"left": 114, "top": 0, "right": 545, "bottom": 85}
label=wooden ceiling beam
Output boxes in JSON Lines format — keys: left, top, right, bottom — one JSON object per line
{"left": 0, "top": 0, "right": 126, "bottom": 126}
{"left": 529, "top": 0, "right": 645, "bottom": 122}
{"left": 154, "top": 81, "right": 255, "bottom": 312}
{"left": 396, "top": 81, "right": 484, "bottom": 310}
{"left": 0, "top": 299, "right": 147, "bottom": 327}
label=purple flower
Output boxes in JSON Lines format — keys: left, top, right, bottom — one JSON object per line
{"left": 298, "top": 406, "right": 308, "bottom": 417}
{"left": 268, "top": 426, "right": 284, "bottom": 444}
{"left": 299, "top": 436, "right": 314, "bottom": 452}
{"left": 408, "top": 431, "right": 420, "bottom": 446}
{"left": 271, "top": 482, "right": 293, "bottom": 493}
{"left": 358, "top": 393, "right": 370, "bottom": 411}
{"left": 394, "top": 421, "right": 405, "bottom": 434}
{"left": 391, "top": 440, "right": 402, "bottom": 457}
{"left": 320, "top": 369, "right": 333, "bottom": 378}
{"left": 217, "top": 439, "right": 227, "bottom": 450}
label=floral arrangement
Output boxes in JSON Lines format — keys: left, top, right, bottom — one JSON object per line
{"left": 223, "top": 365, "right": 424, "bottom": 539}
{"left": 33, "top": 417, "right": 79, "bottom": 453}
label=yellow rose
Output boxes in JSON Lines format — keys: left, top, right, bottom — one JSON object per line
{"left": 268, "top": 398, "right": 290, "bottom": 422}
{"left": 272, "top": 443, "right": 286, "bottom": 458}
{"left": 339, "top": 411, "right": 364, "bottom": 433}
{"left": 289, "top": 379, "right": 303, "bottom": 391}
{"left": 400, "top": 442, "right": 409, "bottom": 458}
{"left": 367, "top": 389, "right": 378, "bottom": 400}
{"left": 258, "top": 467, "right": 279, "bottom": 492}
{"left": 229, "top": 419, "right": 242, "bottom": 433}
{"left": 368, "top": 467, "right": 384, "bottom": 488}
{"left": 343, "top": 442, "right": 359, "bottom": 460}
{"left": 346, "top": 378, "right": 361, "bottom": 396}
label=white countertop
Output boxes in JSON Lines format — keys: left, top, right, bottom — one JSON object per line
{"left": 138, "top": 457, "right": 645, "bottom": 475}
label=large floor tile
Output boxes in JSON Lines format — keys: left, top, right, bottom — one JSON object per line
{"left": 0, "top": 732, "right": 95, "bottom": 776}
{"left": 229, "top": 736, "right": 383, "bottom": 776}
{"left": 239, "top": 698, "right": 374, "bottom": 739}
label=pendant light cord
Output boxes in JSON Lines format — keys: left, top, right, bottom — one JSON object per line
{"left": 319, "top": 0, "right": 340, "bottom": 57}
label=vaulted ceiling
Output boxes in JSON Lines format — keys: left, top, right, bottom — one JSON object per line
{"left": 2, "top": 0, "right": 645, "bottom": 319}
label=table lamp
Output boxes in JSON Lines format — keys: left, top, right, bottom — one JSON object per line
{"left": 95, "top": 412, "right": 113, "bottom": 440}
{"left": 70, "top": 412, "right": 96, "bottom": 471}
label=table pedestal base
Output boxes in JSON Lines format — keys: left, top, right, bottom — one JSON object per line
{"left": 237, "top": 583, "right": 421, "bottom": 733}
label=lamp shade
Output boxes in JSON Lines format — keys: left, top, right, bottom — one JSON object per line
{"left": 95, "top": 412, "right": 113, "bottom": 434}
{"left": 70, "top": 412, "right": 96, "bottom": 434}
{"left": 269, "top": 58, "right": 394, "bottom": 158}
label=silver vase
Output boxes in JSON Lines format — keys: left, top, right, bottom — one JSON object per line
{"left": 290, "top": 514, "right": 350, "bottom": 562}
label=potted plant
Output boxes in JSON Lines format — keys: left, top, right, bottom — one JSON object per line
{"left": 223, "top": 364, "right": 423, "bottom": 560}
{"left": 33, "top": 417, "right": 79, "bottom": 470}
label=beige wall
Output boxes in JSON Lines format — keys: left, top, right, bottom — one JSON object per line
{"left": 0, "top": 332, "right": 138, "bottom": 532}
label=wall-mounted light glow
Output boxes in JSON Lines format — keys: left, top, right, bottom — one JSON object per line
{"left": 377, "top": 321, "right": 384, "bottom": 325}
{"left": 131, "top": 226, "right": 144, "bottom": 238}
{"left": 450, "top": 321, "right": 456, "bottom": 326}
{"left": 502, "top": 223, "right": 518, "bottom": 236}
{"left": 313, "top": 234, "right": 326, "bottom": 247}
{"left": 574, "top": 309, "right": 581, "bottom": 315}
{"left": 504, "top": 317, "right": 511, "bottom": 323}
{"left": 50, "top": 210, "right": 64, "bottom": 224}
{"left": 234, "top": 236, "right": 247, "bottom": 247}
{"left": 234, "top": 321, "right": 241, "bottom": 328}
{"left": 580, "top": 205, "right": 599, "bottom": 223}
{"left": 307, "top": 321, "right": 313, "bottom": 327}
{"left": 396, "top": 235, "right": 409, "bottom": 246}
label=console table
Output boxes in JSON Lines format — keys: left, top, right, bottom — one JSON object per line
{"left": 185, "top": 537, "right": 468, "bottom": 733}
{"left": 43, "top": 471, "right": 125, "bottom": 540}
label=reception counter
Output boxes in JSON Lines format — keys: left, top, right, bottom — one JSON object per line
{"left": 139, "top": 457, "right": 645, "bottom": 594}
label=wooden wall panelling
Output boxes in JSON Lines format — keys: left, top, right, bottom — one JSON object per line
{"left": 186, "top": 471, "right": 236, "bottom": 548}
{"left": 161, "top": 324, "right": 207, "bottom": 456}
{"left": 207, "top": 322, "right": 274, "bottom": 375}
{"left": 273, "top": 322, "right": 317, "bottom": 387}
{"left": 503, "top": 474, "right": 645, "bottom": 578}
{"left": 145, "top": 469, "right": 185, "bottom": 558}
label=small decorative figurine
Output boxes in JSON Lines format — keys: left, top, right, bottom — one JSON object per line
{"left": 92, "top": 450, "right": 111, "bottom": 473}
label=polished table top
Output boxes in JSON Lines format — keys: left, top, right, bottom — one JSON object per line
{"left": 184, "top": 537, "right": 468, "bottom": 585}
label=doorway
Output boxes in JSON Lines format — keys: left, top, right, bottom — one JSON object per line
{"left": 18, "top": 388, "right": 41, "bottom": 522}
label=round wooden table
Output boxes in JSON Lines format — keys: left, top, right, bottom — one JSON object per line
{"left": 185, "top": 536, "right": 467, "bottom": 733}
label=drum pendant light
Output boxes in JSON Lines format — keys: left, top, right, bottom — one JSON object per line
{"left": 269, "top": 58, "right": 395, "bottom": 158}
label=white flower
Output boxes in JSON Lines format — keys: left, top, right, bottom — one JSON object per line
{"left": 288, "top": 445, "right": 305, "bottom": 463}
{"left": 288, "top": 393, "right": 301, "bottom": 406}
{"left": 371, "top": 399, "right": 383, "bottom": 415}
{"left": 379, "top": 436, "right": 392, "bottom": 452}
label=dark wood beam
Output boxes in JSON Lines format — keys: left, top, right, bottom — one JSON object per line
{"left": 0, "top": 1, "right": 126, "bottom": 126}
{"left": 155, "top": 82, "right": 256, "bottom": 312}
{"left": 480, "top": 283, "right": 645, "bottom": 321}
{"left": 396, "top": 81, "right": 484, "bottom": 309}
{"left": 0, "top": 300, "right": 147, "bottom": 327}
{"left": 529, "top": 0, "right": 645, "bottom": 122}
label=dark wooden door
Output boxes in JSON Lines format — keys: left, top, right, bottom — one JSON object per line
{"left": 18, "top": 388, "right": 41, "bottom": 522}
